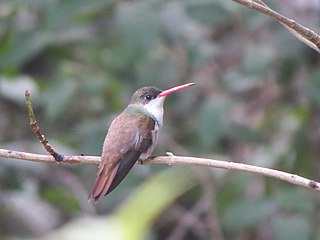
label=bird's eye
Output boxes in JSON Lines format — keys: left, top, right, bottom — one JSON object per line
{"left": 145, "top": 95, "right": 153, "bottom": 100}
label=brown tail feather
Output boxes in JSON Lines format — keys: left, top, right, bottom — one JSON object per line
{"left": 88, "top": 164, "right": 119, "bottom": 203}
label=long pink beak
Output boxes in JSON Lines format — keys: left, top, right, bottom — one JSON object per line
{"left": 159, "top": 83, "right": 195, "bottom": 97}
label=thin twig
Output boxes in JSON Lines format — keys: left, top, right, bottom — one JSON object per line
{"left": 233, "top": 0, "right": 320, "bottom": 53}
{"left": 144, "top": 156, "right": 320, "bottom": 191}
{"left": 0, "top": 148, "right": 99, "bottom": 164}
{"left": 25, "top": 90, "right": 64, "bottom": 161}
{"left": 0, "top": 148, "right": 319, "bottom": 192}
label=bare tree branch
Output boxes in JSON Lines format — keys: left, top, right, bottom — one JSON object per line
{"left": 233, "top": 0, "right": 320, "bottom": 53}
{"left": 144, "top": 155, "right": 320, "bottom": 191}
{"left": 25, "top": 90, "right": 64, "bottom": 161}
{"left": 0, "top": 148, "right": 99, "bottom": 164}
{"left": 0, "top": 148, "right": 319, "bottom": 192}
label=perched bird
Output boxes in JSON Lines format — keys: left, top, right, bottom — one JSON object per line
{"left": 88, "top": 83, "right": 195, "bottom": 203}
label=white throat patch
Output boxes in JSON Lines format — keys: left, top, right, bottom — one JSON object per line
{"left": 143, "top": 97, "right": 165, "bottom": 127}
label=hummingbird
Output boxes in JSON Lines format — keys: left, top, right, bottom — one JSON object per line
{"left": 88, "top": 83, "right": 195, "bottom": 203}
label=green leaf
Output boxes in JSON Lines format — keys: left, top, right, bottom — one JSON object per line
{"left": 305, "top": 72, "right": 320, "bottom": 108}
{"left": 41, "top": 168, "right": 197, "bottom": 240}
{"left": 242, "top": 44, "right": 274, "bottom": 75}
{"left": 45, "top": 79, "right": 77, "bottom": 121}
{"left": 115, "top": 2, "right": 160, "bottom": 56}
{"left": 136, "top": 46, "right": 180, "bottom": 86}
{"left": 197, "top": 97, "right": 228, "bottom": 149}
{"left": 42, "top": 187, "right": 81, "bottom": 215}
{"left": 222, "top": 198, "right": 278, "bottom": 232}
{"left": 222, "top": 70, "right": 262, "bottom": 93}
{"left": 0, "top": 75, "right": 39, "bottom": 105}
{"left": 273, "top": 216, "right": 311, "bottom": 240}
{"left": 226, "top": 123, "right": 265, "bottom": 143}
{"left": 277, "top": 58, "right": 298, "bottom": 87}
{"left": 186, "top": 1, "right": 233, "bottom": 26}
{"left": 274, "top": 188, "right": 313, "bottom": 214}
{"left": 115, "top": 167, "right": 196, "bottom": 240}
{"left": 0, "top": 29, "right": 49, "bottom": 71}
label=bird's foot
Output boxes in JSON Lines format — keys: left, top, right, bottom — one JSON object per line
{"left": 139, "top": 155, "right": 157, "bottom": 165}
{"left": 166, "top": 152, "right": 175, "bottom": 157}
{"left": 166, "top": 152, "right": 175, "bottom": 166}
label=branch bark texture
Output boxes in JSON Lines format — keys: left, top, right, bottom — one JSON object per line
{"left": 1, "top": 148, "right": 319, "bottom": 192}
{"left": 233, "top": 0, "right": 320, "bottom": 53}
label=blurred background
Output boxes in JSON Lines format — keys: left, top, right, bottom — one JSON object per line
{"left": 0, "top": 0, "right": 320, "bottom": 239}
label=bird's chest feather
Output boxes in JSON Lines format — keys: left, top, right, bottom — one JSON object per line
{"left": 138, "top": 122, "right": 160, "bottom": 160}
{"left": 133, "top": 111, "right": 161, "bottom": 158}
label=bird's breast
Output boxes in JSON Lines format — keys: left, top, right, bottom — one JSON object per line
{"left": 139, "top": 121, "right": 160, "bottom": 160}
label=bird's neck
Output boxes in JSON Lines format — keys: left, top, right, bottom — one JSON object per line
{"left": 125, "top": 103, "right": 163, "bottom": 127}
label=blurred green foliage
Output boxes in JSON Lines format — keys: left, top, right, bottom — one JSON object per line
{"left": 0, "top": 0, "right": 320, "bottom": 239}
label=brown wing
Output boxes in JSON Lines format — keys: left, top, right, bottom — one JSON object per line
{"left": 88, "top": 111, "right": 155, "bottom": 203}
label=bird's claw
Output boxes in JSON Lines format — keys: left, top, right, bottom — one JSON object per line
{"left": 166, "top": 152, "right": 175, "bottom": 166}
{"left": 166, "top": 152, "right": 174, "bottom": 157}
